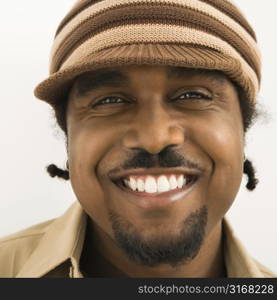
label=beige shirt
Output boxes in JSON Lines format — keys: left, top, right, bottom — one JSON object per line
{"left": 0, "top": 201, "right": 275, "bottom": 278}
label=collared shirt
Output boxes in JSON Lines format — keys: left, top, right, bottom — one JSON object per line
{"left": 0, "top": 201, "right": 275, "bottom": 278}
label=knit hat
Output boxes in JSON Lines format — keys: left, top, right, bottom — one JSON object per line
{"left": 34, "top": 0, "right": 261, "bottom": 105}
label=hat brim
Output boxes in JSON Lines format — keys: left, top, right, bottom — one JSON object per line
{"left": 34, "top": 44, "right": 245, "bottom": 106}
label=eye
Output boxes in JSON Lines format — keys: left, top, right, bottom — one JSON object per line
{"left": 176, "top": 91, "right": 212, "bottom": 101}
{"left": 95, "top": 96, "right": 127, "bottom": 106}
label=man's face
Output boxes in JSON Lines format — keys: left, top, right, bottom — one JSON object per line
{"left": 66, "top": 65, "right": 244, "bottom": 267}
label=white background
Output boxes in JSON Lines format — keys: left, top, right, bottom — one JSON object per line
{"left": 0, "top": 1, "right": 276, "bottom": 273}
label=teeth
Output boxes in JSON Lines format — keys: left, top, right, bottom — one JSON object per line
{"left": 183, "top": 176, "right": 187, "bottom": 186}
{"left": 123, "top": 179, "right": 129, "bottom": 188}
{"left": 177, "top": 175, "right": 185, "bottom": 188}
{"left": 137, "top": 178, "right": 145, "bottom": 192}
{"left": 169, "top": 175, "right": 178, "bottom": 189}
{"left": 145, "top": 176, "right": 157, "bottom": 193}
{"left": 129, "top": 177, "right": 137, "bottom": 191}
{"left": 157, "top": 175, "right": 170, "bottom": 193}
{"left": 123, "top": 174, "right": 190, "bottom": 193}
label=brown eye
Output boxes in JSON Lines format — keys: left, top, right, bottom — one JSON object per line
{"left": 177, "top": 92, "right": 212, "bottom": 101}
{"left": 95, "top": 97, "right": 126, "bottom": 106}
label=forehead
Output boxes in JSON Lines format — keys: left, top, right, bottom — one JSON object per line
{"left": 72, "top": 65, "right": 227, "bottom": 96}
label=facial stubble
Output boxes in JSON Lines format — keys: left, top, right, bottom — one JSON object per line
{"left": 109, "top": 205, "right": 208, "bottom": 268}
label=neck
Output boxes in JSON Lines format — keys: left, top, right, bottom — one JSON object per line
{"left": 81, "top": 219, "right": 226, "bottom": 278}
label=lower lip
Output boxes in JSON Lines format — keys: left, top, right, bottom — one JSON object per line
{"left": 113, "top": 179, "right": 198, "bottom": 210}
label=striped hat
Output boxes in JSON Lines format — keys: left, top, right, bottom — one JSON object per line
{"left": 34, "top": 0, "right": 261, "bottom": 105}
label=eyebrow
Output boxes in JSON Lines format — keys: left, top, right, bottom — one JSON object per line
{"left": 74, "top": 66, "right": 226, "bottom": 96}
{"left": 166, "top": 66, "right": 226, "bottom": 85}
{"left": 75, "top": 69, "right": 130, "bottom": 96}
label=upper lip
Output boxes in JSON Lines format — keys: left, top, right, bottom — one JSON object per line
{"left": 108, "top": 167, "right": 203, "bottom": 182}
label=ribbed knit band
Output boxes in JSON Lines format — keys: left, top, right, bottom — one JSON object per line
{"left": 34, "top": 0, "right": 261, "bottom": 105}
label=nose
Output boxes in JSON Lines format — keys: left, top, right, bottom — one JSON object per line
{"left": 122, "top": 103, "right": 185, "bottom": 154}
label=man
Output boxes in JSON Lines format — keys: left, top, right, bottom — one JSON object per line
{"left": 0, "top": 0, "right": 275, "bottom": 278}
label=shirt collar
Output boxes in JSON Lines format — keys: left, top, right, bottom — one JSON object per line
{"left": 16, "top": 201, "right": 264, "bottom": 278}
{"left": 222, "top": 217, "right": 263, "bottom": 277}
{"left": 16, "top": 201, "right": 87, "bottom": 278}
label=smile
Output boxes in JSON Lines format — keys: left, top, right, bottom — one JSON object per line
{"left": 122, "top": 174, "right": 197, "bottom": 194}
{"left": 110, "top": 169, "right": 201, "bottom": 209}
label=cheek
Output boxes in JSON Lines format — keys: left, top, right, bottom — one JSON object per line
{"left": 191, "top": 113, "right": 244, "bottom": 219}
{"left": 67, "top": 121, "right": 120, "bottom": 232}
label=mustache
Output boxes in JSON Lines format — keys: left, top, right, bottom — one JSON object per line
{"left": 116, "top": 146, "right": 204, "bottom": 172}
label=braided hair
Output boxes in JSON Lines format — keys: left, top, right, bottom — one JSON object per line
{"left": 243, "top": 159, "right": 259, "bottom": 191}
{"left": 46, "top": 164, "right": 69, "bottom": 180}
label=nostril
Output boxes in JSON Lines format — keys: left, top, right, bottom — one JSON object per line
{"left": 162, "top": 144, "right": 180, "bottom": 152}
{"left": 122, "top": 121, "right": 185, "bottom": 154}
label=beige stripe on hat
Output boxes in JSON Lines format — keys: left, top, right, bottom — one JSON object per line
{"left": 34, "top": 0, "right": 261, "bottom": 106}
{"left": 52, "top": 0, "right": 259, "bottom": 58}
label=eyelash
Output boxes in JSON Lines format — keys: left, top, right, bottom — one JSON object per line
{"left": 174, "top": 92, "right": 212, "bottom": 101}
{"left": 96, "top": 97, "right": 127, "bottom": 105}
{"left": 94, "top": 91, "right": 211, "bottom": 106}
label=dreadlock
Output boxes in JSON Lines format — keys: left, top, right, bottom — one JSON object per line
{"left": 46, "top": 164, "right": 69, "bottom": 180}
{"left": 46, "top": 71, "right": 260, "bottom": 191}
{"left": 243, "top": 159, "right": 259, "bottom": 191}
